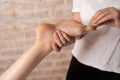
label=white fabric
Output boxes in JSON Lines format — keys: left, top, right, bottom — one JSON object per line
{"left": 72, "top": 0, "right": 120, "bottom": 73}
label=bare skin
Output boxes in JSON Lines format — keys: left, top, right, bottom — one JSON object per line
{"left": 53, "top": 12, "right": 97, "bottom": 51}
{"left": 90, "top": 7, "right": 120, "bottom": 28}
{"left": 55, "top": 7, "right": 120, "bottom": 52}
{"left": 0, "top": 19, "right": 86, "bottom": 80}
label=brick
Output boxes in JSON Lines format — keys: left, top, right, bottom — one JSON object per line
{"left": 0, "top": 0, "right": 73, "bottom": 80}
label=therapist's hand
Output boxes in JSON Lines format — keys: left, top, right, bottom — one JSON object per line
{"left": 90, "top": 7, "right": 120, "bottom": 27}
{"left": 53, "top": 30, "right": 75, "bottom": 52}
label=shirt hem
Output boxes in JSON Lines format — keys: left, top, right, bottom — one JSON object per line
{"left": 71, "top": 52, "right": 120, "bottom": 74}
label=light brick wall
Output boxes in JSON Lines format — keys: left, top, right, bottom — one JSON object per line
{"left": 0, "top": 0, "right": 73, "bottom": 80}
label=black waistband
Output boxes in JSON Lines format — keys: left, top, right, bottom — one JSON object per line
{"left": 66, "top": 56, "right": 120, "bottom": 80}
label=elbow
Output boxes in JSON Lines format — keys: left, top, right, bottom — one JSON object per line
{"left": 36, "top": 23, "right": 50, "bottom": 31}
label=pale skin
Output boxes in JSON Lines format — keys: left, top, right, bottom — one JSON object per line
{"left": 0, "top": 18, "right": 86, "bottom": 80}
{"left": 53, "top": 13, "right": 83, "bottom": 51}
{"left": 1, "top": 7, "right": 119, "bottom": 80}
{"left": 55, "top": 7, "right": 120, "bottom": 51}
{"left": 90, "top": 7, "right": 120, "bottom": 27}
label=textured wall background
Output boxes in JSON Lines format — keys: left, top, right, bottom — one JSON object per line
{"left": 0, "top": 0, "right": 73, "bottom": 80}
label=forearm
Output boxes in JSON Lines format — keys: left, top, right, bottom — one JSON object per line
{"left": 0, "top": 19, "right": 87, "bottom": 80}
{"left": 55, "top": 19, "right": 96, "bottom": 38}
{"left": 0, "top": 41, "right": 52, "bottom": 80}
{"left": 55, "top": 19, "right": 86, "bottom": 37}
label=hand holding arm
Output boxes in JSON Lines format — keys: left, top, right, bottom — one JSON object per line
{"left": 0, "top": 19, "right": 87, "bottom": 80}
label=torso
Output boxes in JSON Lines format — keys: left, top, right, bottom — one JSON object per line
{"left": 72, "top": 0, "right": 120, "bottom": 73}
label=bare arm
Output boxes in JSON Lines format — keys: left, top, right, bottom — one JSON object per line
{"left": 0, "top": 25, "right": 55, "bottom": 80}
{"left": 53, "top": 13, "right": 96, "bottom": 51}
{"left": 0, "top": 16, "right": 95, "bottom": 80}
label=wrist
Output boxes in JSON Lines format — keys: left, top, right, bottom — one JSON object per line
{"left": 34, "top": 40, "right": 53, "bottom": 53}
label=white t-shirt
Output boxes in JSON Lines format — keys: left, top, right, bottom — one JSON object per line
{"left": 72, "top": 0, "right": 120, "bottom": 73}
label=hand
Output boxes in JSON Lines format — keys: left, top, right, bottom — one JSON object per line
{"left": 36, "top": 20, "right": 86, "bottom": 52}
{"left": 52, "top": 30, "right": 75, "bottom": 52}
{"left": 90, "top": 7, "right": 120, "bottom": 27}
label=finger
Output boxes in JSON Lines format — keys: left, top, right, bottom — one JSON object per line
{"left": 54, "top": 32, "right": 63, "bottom": 47}
{"left": 57, "top": 31, "right": 67, "bottom": 44}
{"left": 52, "top": 43, "right": 61, "bottom": 52}
{"left": 62, "top": 32, "right": 75, "bottom": 43}
{"left": 91, "top": 10, "right": 103, "bottom": 23}
{"left": 62, "top": 32, "right": 71, "bottom": 42}
{"left": 97, "top": 15, "right": 112, "bottom": 24}
{"left": 93, "top": 12, "right": 109, "bottom": 24}
{"left": 100, "top": 20, "right": 114, "bottom": 27}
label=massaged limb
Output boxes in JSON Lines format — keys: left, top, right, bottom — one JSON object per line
{"left": 0, "top": 19, "right": 87, "bottom": 80}
{"left": 53, "top": 12, "right": 97, "bottom": 52}
{"left": 0, "top": 24, "right": 54, "bottom": 80}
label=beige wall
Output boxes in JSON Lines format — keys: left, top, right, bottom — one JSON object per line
{"left": 0, "top": 0, "right": 73, "bottom": 80}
